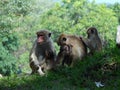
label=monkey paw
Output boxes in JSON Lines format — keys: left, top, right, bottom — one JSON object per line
{"left": 37, "top": 66, "right": 45, "bottom": 76}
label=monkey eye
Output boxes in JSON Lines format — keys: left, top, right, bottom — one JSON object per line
{"left": 37, "top": 34, "right": 43, "bottom": 37}
{"left": 62, "top": 37, "right": 67, "bottom": 41}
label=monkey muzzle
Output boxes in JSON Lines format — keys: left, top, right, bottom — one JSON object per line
{"left": 37, "top": 35, "right": 44, "bottom": 43}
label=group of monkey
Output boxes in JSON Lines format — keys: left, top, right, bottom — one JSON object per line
{"left": 29, "top": 27, "right": 104, "bottom": 76}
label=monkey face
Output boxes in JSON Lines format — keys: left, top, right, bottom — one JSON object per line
{"left": 60, "top": 44, "right": 73, "bottom": 55}
{"left": 87, "top": 27, "right": 98, "bottom": 38}
{"left": 36, "top": 30, "right": 51, "bottom": 44}
{"left": 57, "top": 34, "right": 68, "bottom": 46}
{"left": 37, "top": 34, "right": 44, "bottom": 43}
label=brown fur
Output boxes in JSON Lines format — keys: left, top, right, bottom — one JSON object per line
{"left": 57, "top": 34, "right": 87, "bottom": 66}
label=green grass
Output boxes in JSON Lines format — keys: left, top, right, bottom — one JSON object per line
{"left": 0, "top": 45, "right": 120, "bottom": 90}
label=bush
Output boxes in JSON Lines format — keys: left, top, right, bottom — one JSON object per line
{"left": 39, "top": 0, "right": 118, "bottom": 43}
{"left": 0, "top": 0, "right": 31, "bottom": 75}
{"left": 0, "top": 43, "right": 17, "bottom": 76}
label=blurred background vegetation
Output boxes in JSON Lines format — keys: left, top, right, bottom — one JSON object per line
{"left": 0, "top": 0, "right": 120, "bottom": 90}
{"left": 0, "top": 0, "right": 120, "bottom": 76}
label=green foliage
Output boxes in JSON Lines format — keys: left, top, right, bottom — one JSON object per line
{"left": 0, "top": 0, "right": 32, "bottom": 75}
{"left": 39, "top": 0, "right": 118, "bottom": 42}
{"left": 0, "top": 43, "right": 17, "bottom": 76}
{"left": 109, "top": 3, "right": 120, "bottom": 24}
{"left": 0, "top": 0, "right": 120, "bottom": 89}
{"left": 0, "top": 0, "right": 31, "bottom": 16}
{"left": 0, "top": 16, "right": 19, "bottom": 51}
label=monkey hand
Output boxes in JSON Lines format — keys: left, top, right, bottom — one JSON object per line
{"left": 37, "top": 66, "right": 45, "bottom": 76}
{"left": 45, "top": 50, "right": 55, "bottom": 59}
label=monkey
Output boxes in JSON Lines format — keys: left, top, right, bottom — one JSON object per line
{"left": 57, "top": 44, "right": 73, "bottom": 66}
{"left": 60, "top": 44, "right": 73, "bottom": 55}
{"left": 57, "top": 34, "right": 87, "bottom": 66}
{"left": 116, "top": 26, "right": 120, "bottom": 48}
{"left": 81, "top": 27, "right": 102, "bottom": 55}
{"left": 29, "top": 30, "right": 56, "bottom": 76}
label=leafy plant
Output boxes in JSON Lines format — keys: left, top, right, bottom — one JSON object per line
{"left": 0, "top": 43, "right": 17, "bottom": 75}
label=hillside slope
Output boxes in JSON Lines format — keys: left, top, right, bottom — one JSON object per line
{"left": 0, "top": 45, "right": 120, "bottom": 90}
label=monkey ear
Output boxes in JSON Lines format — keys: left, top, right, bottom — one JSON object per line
{"left": 48, "top": 33, "right": 51, "bottom": 37}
